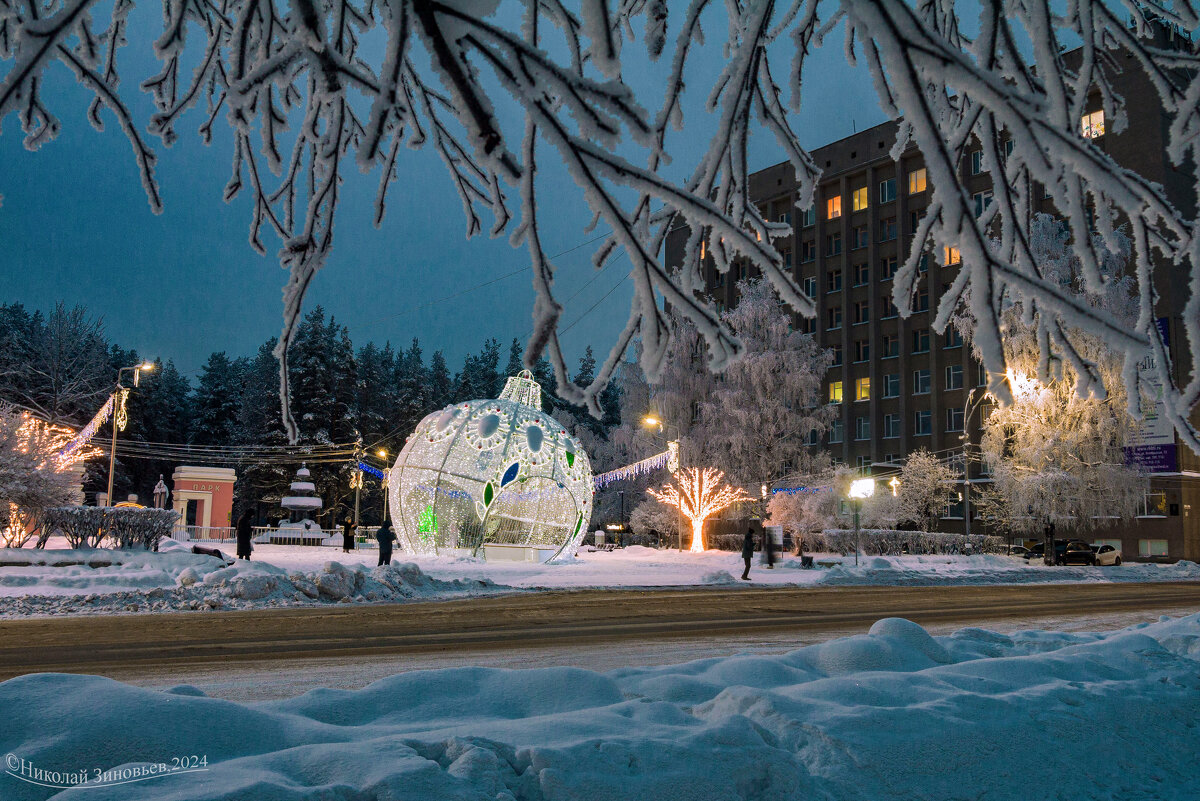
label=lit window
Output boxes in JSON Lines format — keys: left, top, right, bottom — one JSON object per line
{"left": 1138, "top": 491, "right": 1168, "bottom": 517}
{"left": 944, "top": 245, "right": 962, "bottom": 265}
{"left": 852, "top": 186, "right": 869, "bottom": 212}
{"left": 855, "top": 376, "right": 871, "bottom": 401}
{"left": 700, "top": 240, "right": 706, "bottom": 260}
{"left": 1081, "top": 110, "right": 1105, "bottom": 139}
{"left": 829, "top": 381, "right": 843, "bottom": 404}
{"left": 855, "top": 416, "right": 870, "bottom": 440}
{"left": 879, "top": 178, "right": 897, "bottom": 203}
{"left": 827, "top": 196, "right": 842, "bottom": 219}
{"left": 908, "top": 167, "right": 927, "bottom": 194}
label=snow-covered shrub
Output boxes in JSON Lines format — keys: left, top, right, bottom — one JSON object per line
{"left": 42, "top": 507, "right": 179, "bottom": 550}
{"left": 629, "top": 498, "right": 681, "bottom": 543}
{"left": 814, "top": 529, "right": 1004, "bottom": 556}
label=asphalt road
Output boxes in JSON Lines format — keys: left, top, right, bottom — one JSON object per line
{"left": 2, "top": 581, "right": 1198, "bottom": 682}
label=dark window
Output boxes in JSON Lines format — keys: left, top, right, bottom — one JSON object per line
{"left": 854, "top": 300, "right": 870, "bottom": 325}
{"left": 883, "top": 374, "right": 900, "bottom": 398}
{"left": 912, "top": 328, "right": 930, "bottom": 353}
{"left": 879, "top": 178, "right": 897, "bottom": 203}
{"left": 946, "top": 364, "right": 964, "bottom": 390}
{"left": 883, "top": 413, "right": 901, "bottom": 439}
{"left": 881, "top": 294, "right": 899, "bottom": 318}
{"left": 801, "top": 240, "right": 816, "bottom": 262}
{"left": 914, "top": 410, "right": 932, "bottom": 435}
{"left": 854, "top": 340, "right": 870, "bottom": 362}
{"left": 827, "top": 307, "right": 842, "bottom": 330}
{"left": 947, "top": 407, "right": 965, "bottom": 432}
{"left": 880, "top": 256, "right": 898, "bottom": 281}
{"left": 914, "top": 369, "right": 931, "bottom": 394}
{"left": 831, "top": 345, "right": 843, "bottom": 366}
{"left": 914, "top": 287, "right": 929, "bottom": 312}
{"left": 879, "top": 217, "right": 897, "bottom": 242}
{"left": 827, "top": 269, "right": 842, "bottom": 293}
{"left": 882, "top": 334, "right": 899, "bottom": 358}
{"left": 828, "top": 231, "right": 843, "bottom": 256}
{"left": 852, "top": 225, "right": 869, "bottom": 250}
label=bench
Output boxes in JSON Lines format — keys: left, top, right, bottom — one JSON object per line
{"left": 815, "top": 559, "right": 842, "bottom": 569}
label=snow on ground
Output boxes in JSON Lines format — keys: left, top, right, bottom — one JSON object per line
{"left": 3, "top": 541, "right": 1199, "bottom": 617}
{"left": 3, "top": 613, "right": 1200, "bottom": 800}
{"left": 0, "top": 539, "right": 501, "bottom": 618}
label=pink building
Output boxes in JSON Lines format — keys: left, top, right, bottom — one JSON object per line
{"left": 171, "top": 466, "right": 236, "bottom": 529}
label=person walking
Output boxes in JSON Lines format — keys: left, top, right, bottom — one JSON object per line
{"left": 341, "top": 517, "right": 357, "bottom": 553}
{"left": 740, "top": 528, "right": 755, "bottom": 580}
{"left": 376, "top": 519, "right": 397, "bottom": 566}
{"left": 235, "top": 509, "right": 254, "bottom": 561}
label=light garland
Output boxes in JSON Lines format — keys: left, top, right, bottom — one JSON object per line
{"left": 357, "top": 461, "right": 385, "bottom": 480}
{"left": 57, "top": 394, "right": 115, "bottom": 462}
{"left": 593, "top": 449, "right": 672, "bottom": 490}
{"left": 114, "top": 387, "right": 130, "bottom": 432}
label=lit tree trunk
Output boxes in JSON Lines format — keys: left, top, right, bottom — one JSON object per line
{"left": 649, "top": 467, "right": 750, "bottom": 555}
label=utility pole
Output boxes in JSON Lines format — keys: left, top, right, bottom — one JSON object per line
{"left": 352, "top": 434, "right": 363, "bottom": 528}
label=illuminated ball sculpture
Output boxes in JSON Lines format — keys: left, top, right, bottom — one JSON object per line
{"left": 387, "top": 371, "right": 593, "bottom": 558}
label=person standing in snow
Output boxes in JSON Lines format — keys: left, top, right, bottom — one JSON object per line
{"left": 376, "top": 519, "right": 397, "bottom": 566}
{"left": 740, "top": 529, "right": 755, "bottom": 580}
{"left": 235, "top": 509, "right": 254, "bottom": 560}
{"left": 341, "top": 517, "right": 356, "bottom": 553}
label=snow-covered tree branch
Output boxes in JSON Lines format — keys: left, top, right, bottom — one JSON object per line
{"left": 4, "top": 1, "right": 1200, "bottom": 451}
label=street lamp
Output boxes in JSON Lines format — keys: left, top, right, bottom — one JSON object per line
{"left": 105, "top": 362, "right": 155, "bottom": 506}
{"left": 848, "top": 478, "right": 875, "bottom": 567}
{"left": 641, "top": 413, "right": 684, "bottom": 550}
{"left": 377, "top": 449, "right": 389, "bottom": 523}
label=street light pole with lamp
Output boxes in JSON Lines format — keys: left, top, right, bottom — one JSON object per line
{"left": 848, "top": 478, "right": 875, "bottom": 567}
{"left": 105, "top": 362, "right": 156, "bottom": 506}
{"left": 641, "top": 414, "right": 685, "bottom": 551}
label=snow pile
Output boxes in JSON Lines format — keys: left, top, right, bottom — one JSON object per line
{"left": 0, "top": 554, "right": 503, "bottom": 617}
{"left": 806, "top": 554, "right": 1200, "bottom": 587}
{"left": 4, "top": 614, "right": 1200, "bottom": 800}
{"left": 0, "top": 547, "right": 228, "bottom": 598}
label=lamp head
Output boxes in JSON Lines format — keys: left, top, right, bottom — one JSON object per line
{"left": 642, "top": 415, "right": 660, "bottom": 428}
{"left": 849, "top": 478, "right": 876, "bottom": 499}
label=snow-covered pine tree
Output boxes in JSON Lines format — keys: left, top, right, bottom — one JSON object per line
{"left": 428, "top": 351, "right": 454, "bottom": 411}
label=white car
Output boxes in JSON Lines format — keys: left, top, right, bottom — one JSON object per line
{"left": 1092, "top": 544, "right": 1123, "bottom": 566}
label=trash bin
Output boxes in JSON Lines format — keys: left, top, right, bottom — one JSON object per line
{"left": 801, "top": 555, "right": 814, "bottom": 569}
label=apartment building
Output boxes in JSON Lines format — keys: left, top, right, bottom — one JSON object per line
{"left": 665, "top": 22, "right": 1200, "bottom": 561}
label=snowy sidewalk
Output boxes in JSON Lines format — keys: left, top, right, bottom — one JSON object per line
{"left": 2, "top": 613, "right": 1198, "bottom": 800}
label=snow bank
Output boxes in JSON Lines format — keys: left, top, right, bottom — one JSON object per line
{"left": 3, "top": 614, "right": 1199, "bottom": 800}
{"left": 0, "top": 551, "right": 503, "bottom": 617}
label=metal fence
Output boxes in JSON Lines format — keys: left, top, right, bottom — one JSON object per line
{"left": 172, "top": 525, "right": 380, "bottom": 548}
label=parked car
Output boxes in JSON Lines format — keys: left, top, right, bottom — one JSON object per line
{"left": 1023, "top": 540, "right": 1096, "bottom": 565}
{"left": 1092, "top": 544, "right": 1123, "bottom": 566}
{"left": 1059, "top": 540, "right": 1096, "bottom": 566}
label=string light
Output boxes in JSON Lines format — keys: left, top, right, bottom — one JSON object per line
{"left": 593, "top": 448, "right": 673, "bottom": 490}
{"left": 648, "top": 467, "right": 751, "bottom": 553}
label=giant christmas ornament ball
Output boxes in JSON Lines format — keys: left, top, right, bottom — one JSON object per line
{"left": 387, "top": 371, "right": 593, "bottom": 557}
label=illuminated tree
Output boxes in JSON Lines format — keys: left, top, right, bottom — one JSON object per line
{"left": 0, "top": 405, "right": 96, "bottom": 547}
{"left": 648, "top": 467, "right": 750, "bottom": 553}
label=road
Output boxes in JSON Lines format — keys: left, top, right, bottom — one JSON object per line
{"left": 2, "top": 581, "right": 1199, "bottom": 696}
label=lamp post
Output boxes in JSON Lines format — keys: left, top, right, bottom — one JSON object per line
{"left": 848, "top": 478, "right": 875, "bottom": 567}
{"left": 642, "top": 414, "right": 684, "bottom": 550}
{"left": 960, "top": 388, "right": 991, "bottom": 538}
{"left": 377, "top": 449, "right": 389, "bottom": 523}
{"left": 106, "top": 362, "right": 155, "bottom": 507}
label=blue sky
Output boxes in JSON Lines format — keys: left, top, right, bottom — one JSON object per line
{"left": 0, "top": 6, "right": 884, "bottom": 381}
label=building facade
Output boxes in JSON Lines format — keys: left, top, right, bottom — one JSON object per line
{"left": 666, "top": 26, "right": 1200, "bottom": 561}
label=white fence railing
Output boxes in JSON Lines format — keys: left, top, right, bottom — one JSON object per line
{"left": 172, "top": 525, "right": 381, "bottom": 548}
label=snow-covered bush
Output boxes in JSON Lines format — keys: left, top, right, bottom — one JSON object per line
{"left": 6, "top": 3, "right": 1198, "bottom": 452}
{"left": 815, "top": 529, "right": 1004, "bottom": 556}
{"left": 42, "top": 507, "right": 180, "bottom": 550}
{"left": 628, "top": 498, "right": 680, "bottom": 544}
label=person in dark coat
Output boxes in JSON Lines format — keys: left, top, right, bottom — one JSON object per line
{"left": 376, "top": 519, "right": 397, "bottom": 566}
{"left": 740, "top": 529, "right": 755, "bottom": 580}
{"left": 341, "top": 517, "right": 357, "bottom": 553}
{"left": 235, "top": 510, "right": 254, "bottom": 560}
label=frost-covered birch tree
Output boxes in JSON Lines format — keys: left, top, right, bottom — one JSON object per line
{"left": 895, "top": 448, "right": 955, "bottom": 532}
{"left": 965, "top": 215, "right": 1148, "bottom": 535}
{"left": 5, "top": 1, "right": 1200, "bottom": 450}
